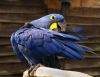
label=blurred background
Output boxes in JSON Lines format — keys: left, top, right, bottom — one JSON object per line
{"left": 0, "top": 0, "right": 100, "bottom": 77}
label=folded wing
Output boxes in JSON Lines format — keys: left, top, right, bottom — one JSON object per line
{"left": 11, "top": 28, "right": 93, "bottom": 67}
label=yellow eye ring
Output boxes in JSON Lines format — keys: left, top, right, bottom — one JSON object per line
{"left": 50, "top": 16, "right": 55, "bottom": 20}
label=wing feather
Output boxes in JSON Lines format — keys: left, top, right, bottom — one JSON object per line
{"left": 13, "top": 28, "right": 93, "bottom": 66}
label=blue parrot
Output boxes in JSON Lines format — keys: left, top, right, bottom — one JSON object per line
{"left": 11, "top": 14, "right": 93, "bottom": 68}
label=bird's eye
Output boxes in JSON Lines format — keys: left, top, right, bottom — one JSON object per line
{"left": 50, "top": 16, "right": 55, "bottom": 20}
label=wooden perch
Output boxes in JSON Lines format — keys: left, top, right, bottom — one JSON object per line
{"left": 23, "top": 64, "right": 93, "bottom": 77}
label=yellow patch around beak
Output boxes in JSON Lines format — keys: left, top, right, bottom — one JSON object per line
{"left": 49, "top": 22, "right": 57, "bottom": 30}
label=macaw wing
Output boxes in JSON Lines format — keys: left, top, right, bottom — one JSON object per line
{"left": 11, "top": 33, "right": 29, "bottom": 66}
{"left": 66, "top": 26, "right": 87, "bottom": 40}
{"left": 14, "top": 28, "right": 92, "bottom": 61}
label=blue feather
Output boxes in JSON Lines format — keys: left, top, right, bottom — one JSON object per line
{"left": 11, "top": 33, "right": 29, "bottom": 66}
{"left": 43, "top": 42, "right": 59, "bottom": 54}
{"left": 52, "top": 39, "right": 84, "bottom": 60}
{"left": 69, "top": 26, "right": 86, "bottom": 33}
{"left": 57, "top": 33, "right": 81, "bottom": 41}
{"left": 41, "top": 28, "right": 81, "bottom": 41}
{"left": 57, "top": 40, "right": 86, "bottom": 54}
{"left": 62, "top": 46, "right": 84, "bottom": 60}
{"left": 34, "top": 46, "right": 50, "bottom": 57}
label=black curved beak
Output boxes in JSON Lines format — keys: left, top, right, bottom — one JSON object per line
{"left": 49, "top": 20, "right": 67, "bottom": 32}
{"left": 57, "top": 20, "right": 67, "bottom": 32}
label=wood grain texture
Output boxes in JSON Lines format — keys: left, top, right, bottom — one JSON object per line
{"left": 0, "top": 0, "right": 47, "bottom": 77}
{"left": 82, "top": 0, "right": 100, "bottom": 8}
{"left": 44, "top": 0, "right": 61, "bottom": 9}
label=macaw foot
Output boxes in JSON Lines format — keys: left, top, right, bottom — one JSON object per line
{"left": 23, "top": 64, "right": 44, "bottom": 77}
{"left": 28, "top": 64, "right": 44, "bottom": 77}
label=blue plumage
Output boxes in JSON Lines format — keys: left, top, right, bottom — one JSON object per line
{"left": 11, "top": 14, "right": 93, "bottom": 68}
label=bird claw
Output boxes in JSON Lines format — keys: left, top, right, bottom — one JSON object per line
{"left": 28, "top": 64, "right": 45, "bottom": 77}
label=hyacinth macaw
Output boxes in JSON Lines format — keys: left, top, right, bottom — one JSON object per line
{"left": 11, "top": 14, "right": 93, "bottom": 68}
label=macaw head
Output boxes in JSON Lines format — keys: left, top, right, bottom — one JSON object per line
{"left": 30, "top": 14, "right": 65, "bottom": 32}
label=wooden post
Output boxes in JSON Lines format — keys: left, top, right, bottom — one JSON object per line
{"left": 23, "top": 66, "right": 93, "bottom": 77}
